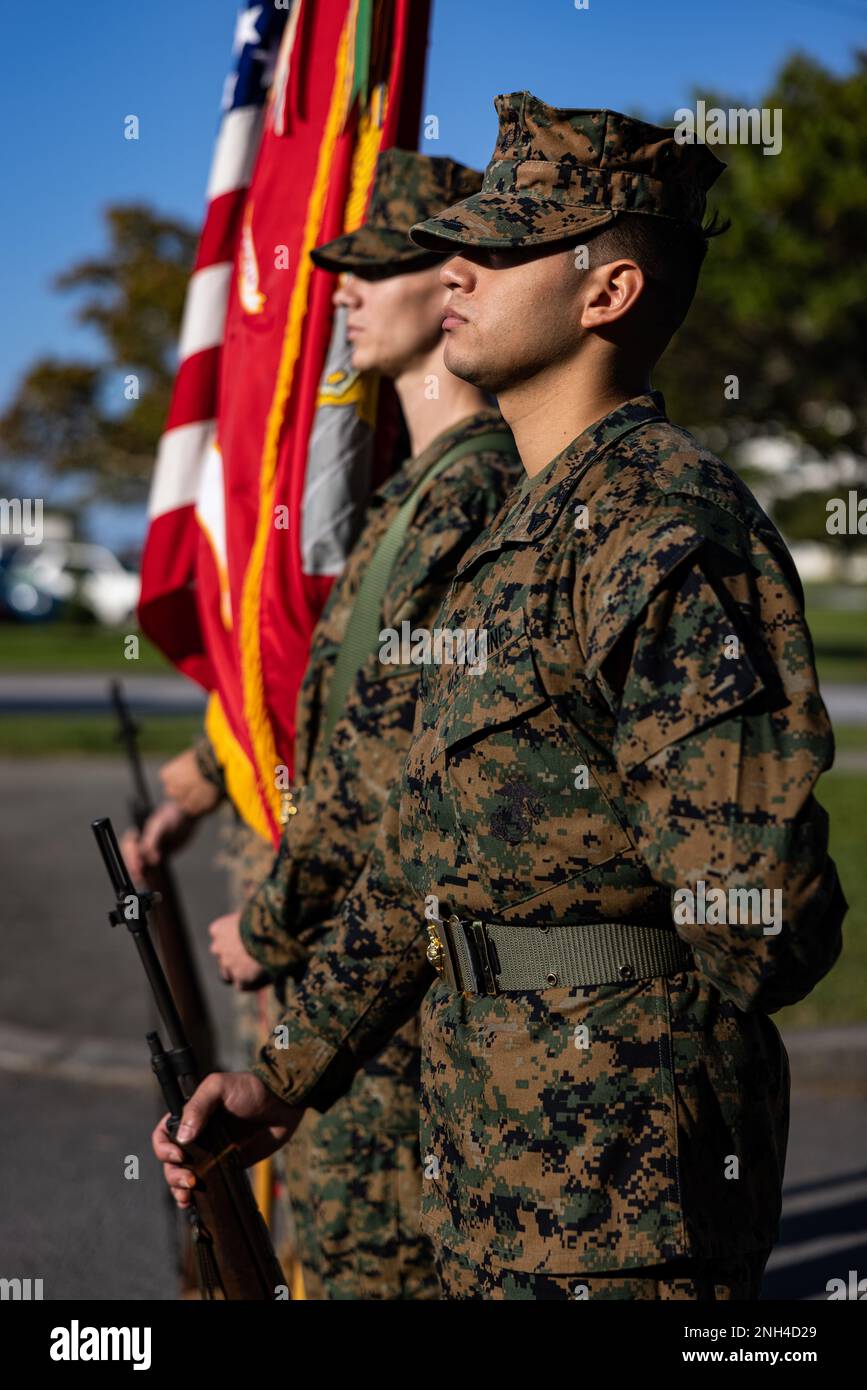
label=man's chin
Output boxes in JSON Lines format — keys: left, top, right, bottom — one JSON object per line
{"left": 351, "top": 345, "right": 395, "bottom": 376}
{"left": 444, "top": 346, "right": 510, "bottom": 394}
{"left": 443, "top": 342, "right": 489, "bottom": 389}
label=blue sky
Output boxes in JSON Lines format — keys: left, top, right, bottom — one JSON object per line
{"left": 1, "top": 0, "right": 864, "bottom": 452}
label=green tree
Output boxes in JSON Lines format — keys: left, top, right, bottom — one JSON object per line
{"left": 0, "top": 204, "right": 195, "bottom": 499}
{"left": 658, "top": 52, "right": 867, "bottom": 456}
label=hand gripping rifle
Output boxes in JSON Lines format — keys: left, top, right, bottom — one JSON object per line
{"left": 109, "top": 680, "right": 216, "bottom": 1075}
{"left": 92, "top": 817, "right": 288, "bottom": 1301}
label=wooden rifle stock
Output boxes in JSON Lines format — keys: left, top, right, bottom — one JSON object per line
{"left": 143, "top": 859, "right": 216, "bottom": 1077}
{"left": 93, "top": 816, "right": 288, "bottom": 1301}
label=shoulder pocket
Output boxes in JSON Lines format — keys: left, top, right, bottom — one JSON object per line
{"left": 611, "top": 564, "right": 766, "bottom": 773}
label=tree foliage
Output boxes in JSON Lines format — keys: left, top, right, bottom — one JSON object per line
{"left": 658, "top": 52, "right": 867, "bottom": 457}
{"left": 0, "top": 205, "right": 195, "bottom": 499}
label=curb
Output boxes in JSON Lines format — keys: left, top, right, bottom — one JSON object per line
{"left": 781, "top": 1024, "right": 867, "bottom": 1085}
{"left": 0, "top": 1020, "right": 147, "bottom": 1090}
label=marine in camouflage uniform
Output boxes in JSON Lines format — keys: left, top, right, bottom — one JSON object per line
{"left": 238, "top": 149, "right": 522, "bottom": 1299}
{"left": 248, "top": 96, "right": 846, "bottom": 1299}
{"left": 215, "top": 812, "right": 284, "bottom": 1070}
{"left": 177, "top": 737, "right": 280, "bottom": 1075}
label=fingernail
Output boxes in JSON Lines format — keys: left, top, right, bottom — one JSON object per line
{"left": 176, "top": 1123, "right": 192, "bottom": 1142}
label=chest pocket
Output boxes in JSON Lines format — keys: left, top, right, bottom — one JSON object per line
{"left": 431, "top": 612, "right": 631, "bottom": 911}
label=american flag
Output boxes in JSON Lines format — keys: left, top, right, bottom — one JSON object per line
{"left": 140, "top": 3, "right": 289, "bottom": 684}
{"left": 139, "top": 0, "right": 430, "bottom": 840}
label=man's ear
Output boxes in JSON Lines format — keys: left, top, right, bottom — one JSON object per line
{"left": 579, "top": 259, "right": 645, "bottom": 330}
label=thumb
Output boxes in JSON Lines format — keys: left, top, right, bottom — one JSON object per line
{"left": 140, "top": 815, "right": 164, "bottom": 862}
{"left": 175, "top": 1073, "right": 225, "bottom": 1143}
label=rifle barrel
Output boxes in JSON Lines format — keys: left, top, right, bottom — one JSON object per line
{"left": 109, "top": 679, "right": 153, "bottom": 826}
{"left": 93, "top": 818, "right": 190, "bottom": 1059}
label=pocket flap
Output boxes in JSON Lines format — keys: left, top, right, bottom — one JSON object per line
{"left": 431, "top": 613, "right": 548, "bottom": 757}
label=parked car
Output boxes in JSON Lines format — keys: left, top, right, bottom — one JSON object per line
{"left": 0, "top": 545, "right": 59, "bottom": 621}
{"left": 0, "top": 541, "right": 140, "bottom": 625}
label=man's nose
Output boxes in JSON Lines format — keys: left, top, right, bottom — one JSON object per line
{"left": 332, "top": 273, "right": 361, "bottom": 309}
{"left": 440, "top": 255, "right": 474, "bottom": 292}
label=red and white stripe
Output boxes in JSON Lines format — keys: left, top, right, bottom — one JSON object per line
{"left": 147, "top": 105, "right": 266, "bottom": 523}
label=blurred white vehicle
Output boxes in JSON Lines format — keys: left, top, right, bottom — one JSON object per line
{"left": 1, "top": 541, "right": 140, "bottom": 625}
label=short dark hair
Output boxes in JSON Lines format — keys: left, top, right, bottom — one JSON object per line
{"left": 583, "top": 210, "right": 727, "bottom": 356}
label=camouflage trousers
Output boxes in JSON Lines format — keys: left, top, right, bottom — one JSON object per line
{"left": 218, "top": 813, "right": 439, "bottom": 1300}
{"left": 279, "top": 1059, "right": 439, "bottom": 1301}
{"left": 436, "top": 1245, "right": 772, "bottom": 1301}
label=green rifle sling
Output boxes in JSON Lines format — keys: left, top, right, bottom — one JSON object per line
{"left": 320, "top": 430, "right": 517, "bottom": 748}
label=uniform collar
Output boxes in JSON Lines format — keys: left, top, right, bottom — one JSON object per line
{"left": 386, "top": 406, "right": 506, "bottom": 501}
{"left": 455, "top": 390, "right": 666, "bottom": 575}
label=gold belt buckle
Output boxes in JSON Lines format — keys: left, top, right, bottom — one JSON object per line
{"left": 425, "top": 919, "right": 446, "bottom": 973}
{"left": 424, "top": 914, "right": 460, "bottom": 989}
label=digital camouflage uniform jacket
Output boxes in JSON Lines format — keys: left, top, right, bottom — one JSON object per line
{"left": 242, "top": 408, "right": 520, "bottom": 1294}
{"left": 253, "top": 392, "right": 846, "bottom": 1277}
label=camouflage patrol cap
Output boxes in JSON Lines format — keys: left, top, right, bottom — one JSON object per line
{"left": 410, "top": 92, "right": 726, "bottom": 252}
{"left": 311, "top": 148, "right": 483, "bottom": 274}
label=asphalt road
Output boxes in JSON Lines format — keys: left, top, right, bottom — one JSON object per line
{"left": 0, "top": 757, "right": 864, "bottom": 1301}
{"left": 0, "top": 673, "right": 206, "bottom": 715}
{"left": 0, "top": 757, "right": 232, "bottom": 1301}
{"left": 0, "top": 674, "right": 865, "bottom": 723}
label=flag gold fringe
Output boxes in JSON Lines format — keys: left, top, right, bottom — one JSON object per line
{"left": 253, "top": 1157, "right": 273, "bottom": 1225}
{"left": 204, "top": 691, "right": 273, "bottom": 843}
{"left": 238, "top": 15, "right": 354, "bottom": 837}
{"left": 343, "top": 83, "right": 389, "bottom": 233}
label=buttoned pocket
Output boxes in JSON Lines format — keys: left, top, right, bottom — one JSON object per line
{"left": 434, "top": 612, "right": 631, "bottom": 911}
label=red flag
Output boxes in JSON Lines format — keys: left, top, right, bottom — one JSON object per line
{"left": 140, "top": 0, "right": 430, "bottom": 842}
